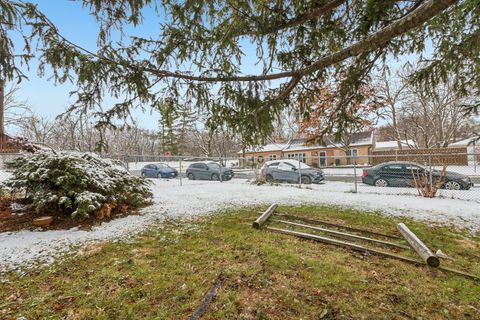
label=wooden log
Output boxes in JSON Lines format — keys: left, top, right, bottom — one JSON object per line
{"left": 273, "top": 219, "right": 410, "bottom": 250}
{"left": 188, "top": 270, "right": 224, "bottom": 320}
{"left": 265, "top": 227, "right": 480, "bottom": 282}
{"left": 266, "top": 226, "right": 420, "bottom": 263}
{"left": 397, "top": 223, "right": 440, "bottom": 267}
{"left": 276, "top": 213, "right": 401, "bottom": 240}
{"left": 252, "top": 203, "right": 278, "bottom": 229}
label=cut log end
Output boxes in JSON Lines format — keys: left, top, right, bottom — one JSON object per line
{"left": 427, "top": 256, "right": 440, "bottom": 268}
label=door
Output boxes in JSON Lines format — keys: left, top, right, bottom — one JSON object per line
{"left": 380, "top": 164, "right": 405, "bottom": 187}
{"left": 266, "top": 162, "right": 280, "bottom": 180}
{"left": 404, "top": 164, "right": 425, "bottom": 187}
{"left": 195, "top": 163, "right": 209, "bottom": 179}
{"left": 278, "top": 162, "right": 298, "bottom": 182}
{"left": 145, "top": 164, "right": 156, "bottom": 177}
{"left": 190, "top": 163, "right": 207, "bottom": 179}
{"left": 319, "top": 152, "right": 326, "bottom": 167}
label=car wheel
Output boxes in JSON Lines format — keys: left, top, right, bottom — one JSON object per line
{"left": 374, "top": 178, "right": 389, "bottom": 187}
{"left": 266, "top": 174, "right": 274, "bottom": 182}
{"left": 301, "top": 176, "right": 312, "bottom": 184}
{"left": 187, "top": 173, "right": 195, "bottom": 180}
{"left": 157, "top": 172, "right": 162, "bottom": 178}
{"left": 141, "top": 172, "right": 146, "bottom": 177}
{"left": 211, "top": 173, "right": 219, "bottom": 181}
{"left": 444, "top": 180, "right": 461, "bottom": 190}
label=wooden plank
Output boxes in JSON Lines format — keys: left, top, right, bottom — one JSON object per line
{"left": 252, "top": 203, "right": 278, "bottom": 229}
{"left": 275, "top": 213, "right": 401, "bottom": 240}
{"left": 397, "top": 223, "right": 440, "bottom": 267}
{"left": 273, "top": 219, "right": 410, "bottom": 250}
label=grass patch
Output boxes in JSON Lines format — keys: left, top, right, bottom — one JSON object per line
{"left": 1, "top": 205, "right": 479, "bottom": 319}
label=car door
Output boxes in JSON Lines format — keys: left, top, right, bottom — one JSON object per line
{"left": 145, "top": 164, "right": 155, "bottom": 177}
{"left": 404, "top": 164, "right": 425, "bottom": 187}
{"left": 379, "top": 164, "right": 405, "bottom": 187}
{"left": 198, "top": 163, "right": 210, "bottom": 179}
{"left": 277, "top": 162, "right": 297, "bottom": 182}
{"left": 266, "top": 162, "right": 280, "bottom": 180}
{"left": 190, "top": 163, "right": 204, "bottom": 179}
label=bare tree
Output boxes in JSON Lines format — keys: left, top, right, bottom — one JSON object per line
{"left": 375, "top": 69, "right": 410, "bottom": 149}
{"left": 375, "top": 65, "right": 477, "bottom": 148}
{"left": 1, "top": 81, "right": 30, "bottom": 134}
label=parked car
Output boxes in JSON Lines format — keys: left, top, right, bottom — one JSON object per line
{"left": 362, "top": 161, "right": 473, "bottom": 190}
{"left": 261, "top": 160, "right": 324, "bottom": 184}
{"left": 186, "top": 162, "right": 234, "bottom": 181}
{"left": 141, "top": 163, "right": 178, "bottom": 178}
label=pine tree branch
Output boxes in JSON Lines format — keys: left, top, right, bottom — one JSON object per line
{"left": 237, "top": 0, "right": 346, "bottom": 36}
{"left": 141, "top": 0, "right": 455, "bottom": 82}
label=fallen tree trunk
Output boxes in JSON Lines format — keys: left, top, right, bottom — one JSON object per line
{"left": 397, "top": 223, "right": 440, "bottom": 267}
{"left": 252, "top": 203, "right": 278, "bottom": 229}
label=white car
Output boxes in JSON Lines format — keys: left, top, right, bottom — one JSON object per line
{"left": 261, "top": 160, "right": 324, "bottom": 184}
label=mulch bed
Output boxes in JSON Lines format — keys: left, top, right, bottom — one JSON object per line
{"left": 0, "top": 197, "right": 133, "bottom": 232}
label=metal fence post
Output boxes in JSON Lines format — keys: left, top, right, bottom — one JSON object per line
{"left": 220, "top": 157, "right": 223, "bottom": 183}
{"left": 298, "top": 154, "right": 302, "bottom": 188}
{"left": 473, "top": 141, "right": 477, "bottom": 173}
{"left": 353, "top": 158, "right": 358, "bottom": 193}
{"left": 179, "top": 157, "right": 183, "bottom": 186}
{"left": 428, "top": 154, "right": 433, "bottom": 186}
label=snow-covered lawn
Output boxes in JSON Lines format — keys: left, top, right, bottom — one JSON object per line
{"left": 1, "top": 179, "right": 479, "bottom": 273}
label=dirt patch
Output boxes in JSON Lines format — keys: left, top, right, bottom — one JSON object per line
{"left": 0, "top": 197, "right": 139, "bottom": 232}
{"left": 456, "top": 238, "right": 479, "bottom": 250}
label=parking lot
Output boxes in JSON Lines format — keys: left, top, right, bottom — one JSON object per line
{"left": 127, "top": 156, "right": 480, "bottom": 204}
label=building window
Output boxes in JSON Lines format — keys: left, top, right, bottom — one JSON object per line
{"left": 269, "top": 154, "right": 277, "bottom": 161}
{"left": 287, "top": 153, "right": 306, "bottom": 163}
{"left": 347, "top": 149, "right": 359, "bottom": 157}
{"left": 346, "top": 149, "right": 359, "bottom": 165}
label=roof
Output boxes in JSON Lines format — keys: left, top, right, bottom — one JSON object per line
{"left": 239, "top": 132, "right": 374, "bottom": 154}
{"left": 238, "top": 142, "right": 288, "bottom": 154}
{"left": 449, "top": 137, "right": 479, "bottom": 147}
{"left": 374, "top": 140, "right": 415, "bottom": 150}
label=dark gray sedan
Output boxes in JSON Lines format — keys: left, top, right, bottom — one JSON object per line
{"left": 362, "top": 162, "right": 473, "bottom": 190}
{"left": 186, "top": 162, "right": 234, "bottom": 181}
{"left": 261, "top": 160, "right": 324, "bottom": 184}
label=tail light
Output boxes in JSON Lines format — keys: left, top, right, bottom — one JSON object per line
{"left": 362, "top": 170, "right": 367, "bottom": 177}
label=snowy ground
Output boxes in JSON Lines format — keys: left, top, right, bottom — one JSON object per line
{"left": 1, "top": 179, "right": 479, "bottom": 273}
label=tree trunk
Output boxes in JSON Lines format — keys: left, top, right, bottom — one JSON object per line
{"left": 0, "top": 79, "right": 4, "bottom": 137}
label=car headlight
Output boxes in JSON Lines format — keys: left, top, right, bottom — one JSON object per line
{"left": 462, "top": 177, "right": 471, "bottom": 182}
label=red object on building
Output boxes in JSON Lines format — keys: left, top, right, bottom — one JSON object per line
{"left": 164, "top": 151, "right": 172, "bottom": 157}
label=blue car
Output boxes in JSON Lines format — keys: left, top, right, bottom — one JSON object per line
{"left": 141, "top": 163, "right": 178, "bottom": 178}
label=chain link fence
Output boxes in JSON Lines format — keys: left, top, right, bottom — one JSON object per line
{"left": 1, "top": 151, "right": 479, "bottom": 203}
{"left": 114, "top": 152, "right": 480, "bottom": 203}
